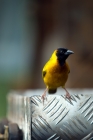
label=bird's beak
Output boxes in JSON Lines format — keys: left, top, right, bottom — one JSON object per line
{"left": 65, "top": 50, "right": 74, "bottom": 55}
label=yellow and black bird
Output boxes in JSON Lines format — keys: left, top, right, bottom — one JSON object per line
{"left": 42, "top": 48, "right": 74, "bottom": 102}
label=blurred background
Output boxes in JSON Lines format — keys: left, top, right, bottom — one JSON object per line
{"left": 0, "top": 0, "right": 93, "bottom": 118}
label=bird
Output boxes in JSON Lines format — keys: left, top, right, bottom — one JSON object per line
{"left": 41, "top": 48, "right": 74, "bottom": 103}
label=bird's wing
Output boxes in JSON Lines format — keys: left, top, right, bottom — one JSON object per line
{"left": 42, "top": 71, "right": 46, "bottom": 78}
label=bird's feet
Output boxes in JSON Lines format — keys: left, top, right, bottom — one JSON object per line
{"left": 65, "top": 92, "right": 71, "bottom": 101}
{"left": 63, "top": 87, "right": 71, "bottom": 101}
{"left": 41, "top": 93, "right": 47, "bottom": 105}
{"left": 41, "top": 88, "right": 48, "bottom": 105}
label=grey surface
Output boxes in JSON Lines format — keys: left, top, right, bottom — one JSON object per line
{"left": 7, "top": 89, "right": 93, "bottom": 140}
{"left": 7, "top": 92, "right": 31, "bottom": 140}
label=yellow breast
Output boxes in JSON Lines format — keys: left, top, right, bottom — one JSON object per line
{"left": 42, "top": 58, "right": 70, "bottom": 89}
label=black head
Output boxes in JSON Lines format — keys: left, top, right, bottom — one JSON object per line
{"left": 56, "top": 48, "right": 74, "bottom": 66}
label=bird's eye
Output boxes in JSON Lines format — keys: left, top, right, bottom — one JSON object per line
{"left": 60, "top": 50, "right": 63, "bottom": 54}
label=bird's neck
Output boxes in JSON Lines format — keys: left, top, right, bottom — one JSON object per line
{"left": 57, "top": 59, "right": 65, "bottom": 66}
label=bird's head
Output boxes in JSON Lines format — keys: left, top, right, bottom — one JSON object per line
{"left": 56, "top": 48, "right": 74, "bottom": 66}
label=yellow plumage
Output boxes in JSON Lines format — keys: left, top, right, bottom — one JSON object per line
{"left": 42, "top": 52, "right": 70, "bottom": 89}
{"left": 42, "top": 48, "right": 74, "bottom": 102}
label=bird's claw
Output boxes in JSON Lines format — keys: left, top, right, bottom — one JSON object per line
{"left": 41, "top": 88, "right": 48, "bottom": 105}
{"left": 65, "top": 92, "right": 71, "bottom": 101}
{"left": 41, "top": 94, "right": 47, "bottom": 105}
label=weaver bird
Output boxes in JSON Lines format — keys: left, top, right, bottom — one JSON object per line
{"left": 42, "top": 48, "right": 74, "bottom": 103}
